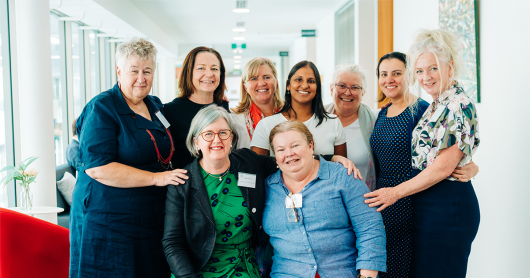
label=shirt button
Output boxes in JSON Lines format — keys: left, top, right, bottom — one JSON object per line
{"left": 308, "top": 248, "right": 311, "bottom": 252}
{"left": 164, "top": 136, "right": 167, "bottom": 139}
{"left": 302, "top": 232, "right": 306, "bottom": 235}
{"left": 259, "top": 226, "right": 262, "bottom": 230}
{"left": 314, "top": 265, "right": 317, "bottom": 269}
{"left": 252, "top": 208, "right": 256, "bottom": 213}
{"left": 81, "top": 163, "right": 85, "bottom": 166}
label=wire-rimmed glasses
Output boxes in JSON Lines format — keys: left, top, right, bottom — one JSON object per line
{"left": 286, "top": 193, "right": 301, "bottom": 222}
{"left": 200, "top": 129, "right": 232, "bottom": 142}
{"left": 334, "top": 83, "right": 363, "bottom": 94}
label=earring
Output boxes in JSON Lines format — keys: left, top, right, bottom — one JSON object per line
{"left": 287, "top": 90, "right": 290, "bottom": 95}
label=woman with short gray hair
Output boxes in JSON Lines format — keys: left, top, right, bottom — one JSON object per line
{"left": 70, "top": 37, "right": 188, "bottom": 277}
{"left": 324, "top": 63, "right": 378, "bottom": 190}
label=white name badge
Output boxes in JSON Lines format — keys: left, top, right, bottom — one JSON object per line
{"left": 238, "top": 173, "right": 256, "bottom": 188}
{"left": 285, "top": 193, "right": 303, "bottom": 208}
{"left": 155, "top": 111, "right": 171, "bottom": 129}
{"left": 429, "top": 105, "right": 447, "bottom": 123}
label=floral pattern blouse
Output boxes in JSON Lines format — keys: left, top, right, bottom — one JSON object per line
{"left": 411, "top": 83, "right": 480, "bottom": 181}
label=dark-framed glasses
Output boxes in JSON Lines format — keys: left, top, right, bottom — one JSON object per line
{"left": 335, "top": 83, "right": 363, "bottom": 93}
{"left": 200, "top": 129, "right": 232, "bottom": 142}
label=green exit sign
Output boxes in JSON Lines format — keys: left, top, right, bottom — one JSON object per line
{"left": 279, "top": 51, "right": 289, "bottom": 57}
{"left": 301, "top": 29, "right": 316, "bottom": 37}
{"left": 231, "top": 43, "right": 237, "bottom": 49}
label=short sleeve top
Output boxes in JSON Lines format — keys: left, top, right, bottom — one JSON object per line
{"left": 411, "top": 84, "right": 480, "bottom": 180}
{"left": 250, "top": 113, "right": 347, "bottom": 156}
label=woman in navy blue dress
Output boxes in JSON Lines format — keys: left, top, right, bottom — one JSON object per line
{"left": 70, "top": 38, "right": 189, "bottom": 278}
{"left": 368, "top": 52, "right": 478, "bottom": 278}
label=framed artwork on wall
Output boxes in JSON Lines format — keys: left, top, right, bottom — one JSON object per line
{"left": 439, "top": 0, "right": 480, "bottom": 103}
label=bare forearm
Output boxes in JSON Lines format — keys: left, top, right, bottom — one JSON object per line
{"left": 334, "top": 143, "right": 347, "bottom": 157}
{"left": 251, "top": 146, "right": 270, "bottom": 156}
{"left": 86, "top": 162, "right": 157, "bottom": 188}
{"left": 360, "top": 270, "right": 378, "bottom": 277}
{"left": 396, "top": 145, "right": 464, "bottom": 198}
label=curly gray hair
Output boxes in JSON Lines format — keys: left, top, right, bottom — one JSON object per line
{"left": 115, "top": 37, "right": 157, "bottom": 70}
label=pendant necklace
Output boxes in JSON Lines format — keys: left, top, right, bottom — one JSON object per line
{"left": 205, "top": 166, "right": 230, "bottom": 181}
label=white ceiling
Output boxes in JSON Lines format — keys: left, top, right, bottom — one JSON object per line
{"left": 54, "top": 0, "right": 347, "bottom": 63}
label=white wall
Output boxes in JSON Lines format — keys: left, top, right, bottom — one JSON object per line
{"left": 316, "top": 11, "right": 336, "bottom": 105}
{"left": 156, "top": 57, "right": 177, "bottom": 103}
{"left": 394, "top": 0, "right": 530, "bottom": 276}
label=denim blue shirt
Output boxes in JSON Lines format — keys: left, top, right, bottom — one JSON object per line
{"left": 263, "top": 157, "right": 386, "bottom": 277}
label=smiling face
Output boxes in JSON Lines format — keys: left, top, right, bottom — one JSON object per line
{"left": 244, "top": 64, "right": 278, "bottom": 106}
{"left": 378, "top": 58, "right": 406, "bottom": 100}
{"left": 272, "top": 130, "right": 314, "bottom": 175}
{"left": 415, "top": 51, "right": 453, "bottom": 98}
{"left": 117, "top": 55, "right": 154, "bottom": 101}
{"left": 192, "top": 52, "right": 221, "bottom": 95}
{"left": 331, "top": 71, "right": 364, "bottom": 115}
{"left": 195, "top": 118, "right": 233, "bottom": 162}
{"left": 287, "top": 66, "right": 317, "bottom": 106}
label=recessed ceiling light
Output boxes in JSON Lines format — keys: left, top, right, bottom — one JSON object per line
{"left": 234, "top": 65, "right": 241, "bottom": 69}
{"left": 233, "top": 56, "right": 242, "bottom": 59}
{"left": 233, "top": 8, "right": 250, "bottom": 13}
{"left": 233, "top": 50, "right": 238, "bottom": 53}
{"left": 234, "top": 37, "right": 245, "bottom": 41}
{"left": 238, "top": 50, "right": 243, "bottom": 53}
{"left": 234, "top": 60, "right": 241, "bottom": 64}
{"left": 232, "top": 28, "right": 246, "bottom": 32}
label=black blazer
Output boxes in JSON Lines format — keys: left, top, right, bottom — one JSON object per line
{"left": 162, "top": 148, "right": 277, "bottom": 278}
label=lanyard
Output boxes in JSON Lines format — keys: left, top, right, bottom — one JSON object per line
{"left": 131, "top": 114, "right": 174, "bottom": 170}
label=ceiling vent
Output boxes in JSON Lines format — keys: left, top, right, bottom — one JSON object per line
{"left": 236, "top": 21, "right": 245, "bottom": 27}
{"left": 236, "top": 0, "right": 247, "bottom": 9}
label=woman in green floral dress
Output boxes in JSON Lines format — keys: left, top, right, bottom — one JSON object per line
{"left": 364, "top": 29, "right": 480, "bottom": 277}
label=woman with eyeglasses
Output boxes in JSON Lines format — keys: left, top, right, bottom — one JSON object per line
{"left": 263, "top": 120, "right": 386, "bottom": 278}
{"left": 251, "top": 61, "right": 354, "bottom": 174}
{"left": 162, "top": 106, "right": 355, "bottom": 278}
{"left": 324, "top": 64, "right": 378, "bottom": 191}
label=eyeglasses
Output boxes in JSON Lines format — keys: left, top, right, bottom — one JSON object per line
{"left": 286, "top": 193, "right": 301, "bottom": 222}
{"left": 335, "top": 83, "right": 363, "bottom": 93}
{"left": 200, "top": 129, "right": 232, "bottom": 142}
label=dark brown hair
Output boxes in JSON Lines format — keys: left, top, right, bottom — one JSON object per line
{"left": 376, "top": 52, "right": 407, "bottom": 102}
{"left": 178, "top": 46, "right": 226, "bottom": 103}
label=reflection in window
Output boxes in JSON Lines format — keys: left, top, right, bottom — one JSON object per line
{"left": 50, "top": 14, "right": 65, "bottom": 165}
{"left": 89, "top": 31, "right": 100, "bottom": 98}
{"left": 71, "top": 23, "right": 83, "bottom": 118}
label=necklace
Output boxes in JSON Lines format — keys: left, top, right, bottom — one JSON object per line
{"left": 204, "top": 166, "right": 230, "bottom": 181}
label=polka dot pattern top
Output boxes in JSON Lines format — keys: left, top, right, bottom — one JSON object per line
{"left": 369, "top": 106, "right": 413, "bottom": 278}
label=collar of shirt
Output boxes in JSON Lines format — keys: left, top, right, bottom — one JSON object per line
{"left": 110, "top": 82, "right": 163, "bottom": 115}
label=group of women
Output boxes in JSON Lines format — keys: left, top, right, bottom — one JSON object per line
{"left": 70, "top": 28, "right": 480, "bottom": 278}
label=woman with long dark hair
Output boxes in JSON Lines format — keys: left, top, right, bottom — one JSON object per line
{"left": 251, "top": 61, "right": 348, "bottom": 159}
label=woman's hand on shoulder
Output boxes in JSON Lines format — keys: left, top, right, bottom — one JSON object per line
{"left": 154, "top": 168, "right": 188, "bottom": 186}
{"left": 363, "top": 187, "right": 401, "bottom": 212}
{"left": 332, "top": 155, "right": 362, "bottom": 179}
{"left": 451, "top": 160, "right": 479, "bottom": 182}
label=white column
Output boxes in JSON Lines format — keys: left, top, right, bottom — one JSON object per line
{"left": 355, "top": 0, "right": 378, "bottom": 109}
{"left": 15, "top": 0, "right": 57, "bottom": 224}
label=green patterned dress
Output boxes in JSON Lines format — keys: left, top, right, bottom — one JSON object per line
{"left": 195, "top": 166, "right": 260, "bottom": 278}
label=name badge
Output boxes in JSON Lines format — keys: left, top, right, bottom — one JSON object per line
{"left": 285, "top": 193, "right": 303, "bottom": 208}
{"left": 429, "top": 105, "right": 447, "bottom": 123}
{"left": 238, "top": 173, "right": 256, "bottom": 188}
{"left": 155, "top": 111, "right": 171, "bottom": 129}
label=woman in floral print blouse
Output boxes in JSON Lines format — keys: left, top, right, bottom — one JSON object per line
{"left": 364, "top": 29, "right": 480, "bottom": 278}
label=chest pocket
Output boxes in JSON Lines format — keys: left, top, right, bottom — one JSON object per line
{"left": 263, "top": 200, "right": 290, "bottom": 235}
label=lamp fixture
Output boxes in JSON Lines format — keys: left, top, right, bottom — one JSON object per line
{"left": 233, "top": 56, "right": 242, "bottom": 59}
{"left": 232, "top": 27, "right": 246, "bottom": 32}
{"left": 234, "top": 60, "right": 241, "bottom": 64}
{"left": 234, "top": 65, "right": 241, "bottom": 69}
{"left": 233, "top": 8, "right": 250, "bottom": 13}
{"left": 234, "top": 37, "right": 245, "bottom": 41}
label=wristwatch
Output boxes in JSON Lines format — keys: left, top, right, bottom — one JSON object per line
{"left": 357, "top": 275, "right": 373, "bottom": 278}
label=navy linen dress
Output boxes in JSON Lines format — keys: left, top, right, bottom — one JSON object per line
{"left": 369, "top": 100, "right": 428, "bottom": 278}
{"left": 70, "top": 83, "right": 172, "bottom": 278}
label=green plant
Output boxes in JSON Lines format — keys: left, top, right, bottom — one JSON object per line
{"left": 0, "top": 156, "right": 39, "bottom": 189}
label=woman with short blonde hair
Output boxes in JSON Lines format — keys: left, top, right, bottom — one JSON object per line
{"left": 232, "top": 57, "right": 283, "bottom": 148}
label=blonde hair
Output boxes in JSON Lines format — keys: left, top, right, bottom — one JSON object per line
{"left": 269, "top": 120, "right": 314, "bottom": 154}
{"left": 406, "top": 29, "right": 464, "bottom": 98}
{"left": 233, "top": 57, "right": 283, "bottom": 114}
{"left": 115, "top": 37, "right": 157, "bottom": 70}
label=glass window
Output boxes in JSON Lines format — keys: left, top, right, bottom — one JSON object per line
{"left": 89, "top": 31, "right": 100, "bottom": 98}
{"left": 336, "top": 1, "right": 355, "bottom": 64}
{"left": 0, "top": 0, "right": 14, "bottom": 207}
{"left": 71, "top": 23, "right": 84, "bottom": 118}
{"left": 50, "top": 14, "right": 66, "bottom": 165}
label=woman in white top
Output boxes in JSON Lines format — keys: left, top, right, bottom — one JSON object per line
{"left": 324, "top": 64, "right": 377, "bottom": 190}
{"left": 251, "top": 60, "right": 347, "bottom": 158}
{"left": 231, "top": 57, "right": 283, "bottom": 148}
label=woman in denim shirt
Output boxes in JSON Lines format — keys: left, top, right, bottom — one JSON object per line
{"left": 263, "top": 121, "right": 386, "bottom": 278}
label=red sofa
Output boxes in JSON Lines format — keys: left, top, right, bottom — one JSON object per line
{"left": 0, "top": 208, "right": 69, "bottom": 278}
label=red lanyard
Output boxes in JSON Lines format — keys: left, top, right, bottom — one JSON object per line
{"left": 131, "top": 114, "right": 174, "bottom": 169}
